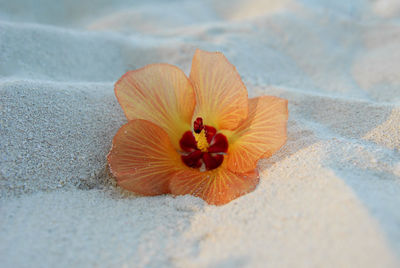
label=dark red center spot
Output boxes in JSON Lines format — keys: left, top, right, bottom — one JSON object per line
{"left": 179, "top": 118, "right": 228, "bottom": 171}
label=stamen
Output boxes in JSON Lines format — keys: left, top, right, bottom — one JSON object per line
{"left": 194, "top": 129, "right": 209, "bottom": 152}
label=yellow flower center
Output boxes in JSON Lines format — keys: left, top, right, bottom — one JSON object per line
{"left": 194, "top": 129, "right": 209, "bottom": 152}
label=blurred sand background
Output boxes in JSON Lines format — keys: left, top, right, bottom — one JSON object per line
{"left": 1, "top": 0, "right": 400, "bottom": 267}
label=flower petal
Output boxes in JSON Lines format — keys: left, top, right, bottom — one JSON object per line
{"left": 189, "top": 49, "right": 248, "bottom": 130}
{"left": 225, "top": 96, "right": 288, "bottom": 173}
{"left": 107, "top": 119, "right": 182, "bottom": 195}
{"left": 170, "top": 167, "right": 259, "bottom": 205}
{"left": 115, "top": 64, "right": 195, "bottom": 149}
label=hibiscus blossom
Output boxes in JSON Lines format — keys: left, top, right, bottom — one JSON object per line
{"left": 107, "top": 49, "right": 288, "bottom": 205}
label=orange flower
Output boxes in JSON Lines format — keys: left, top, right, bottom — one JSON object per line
{"left": 107, "top": 49, "right": 288, "bottom": 205}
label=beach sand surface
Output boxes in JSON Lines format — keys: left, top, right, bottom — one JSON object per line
{"left": 1, "top": 0, "right": 400, "bottom": 267}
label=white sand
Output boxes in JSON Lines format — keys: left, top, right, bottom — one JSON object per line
{"left": 1, "top": 0, "right": 400, "bottom": 267}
